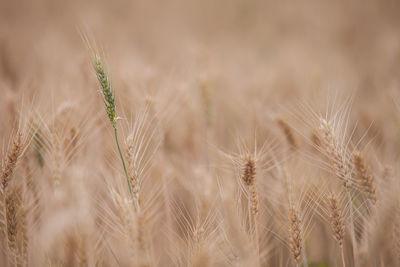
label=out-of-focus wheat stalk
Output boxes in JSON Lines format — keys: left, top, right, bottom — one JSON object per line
{"left": 241, "top": 153, "right": 259, "bottom": 218}
{"left": 316, "top": 117, "right": 358, "bottom": 264}
{"left": 240, "top": 152, "right": 260, "bottom": 266}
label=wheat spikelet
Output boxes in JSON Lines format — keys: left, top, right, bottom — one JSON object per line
{"left": 125, "top": 138, "right": 141, "bottom": 211}
{"left": 241, "top": 154, "right": 256, "bottom": 187}
{"left": 288, "top": 207, "right": 303, "bottom": 264}
{"left": 1, "top": 131, "right": 23, "bottom": 190}
{"left": 5, "top": 187, "right": 20, "bottom": 264}
{"left": 353, "top": 151, "right": 376, "bottom": 203}
{"left": 249, "top": 184, "right": 259, "bottom": 216}
{"left": 327, "top": 193, "right": 345, "bottom": 246}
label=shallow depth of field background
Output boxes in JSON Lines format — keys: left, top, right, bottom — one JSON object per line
{"left": 1, "top": 0, "right": 400, "bottom": 148}
{"left": 0, "top": 0, "right": 400, "bottom": 266}
{"left": 1, "top": 0, "right": 400, "bottom": 121}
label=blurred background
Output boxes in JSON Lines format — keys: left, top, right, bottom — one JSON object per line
{"left": 1, "top": 0, "right": 399, "bottom": 91}
{"left": 1, "top": 0, "right": 400, "bottom": 153}
{"left": 1, "top": 1, "right": 400, "bottom": 266}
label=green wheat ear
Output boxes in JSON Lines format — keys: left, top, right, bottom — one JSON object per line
{"left": 92, "top": 54, "right": 117, "bottom": 128}
{"left": 91, "top": 53, "right": 134, "bottom": 199}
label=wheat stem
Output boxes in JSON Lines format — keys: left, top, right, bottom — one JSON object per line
{"left": 114, "top": 127, "right": 134, "bottom": 201}
{"left": 341, "top": 245, "right": 346, "bottom": 267}
{"left": 92, "top": 53, "right": 135, "bottom": 202}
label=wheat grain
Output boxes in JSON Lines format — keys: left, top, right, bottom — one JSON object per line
{"left": 327, "top": 193, "right": 345, "bottom": 246}
{"left": 353, "top": 151, "right": 376, "bottom": 203}
{"left": 288, "top": 207, "right": 303, "bottom": 264}
{"left": 241, "top": 154, "right": 256, "bottom": 187}
{"left": 1, "top": 132, "right": 23, "bottom": 190}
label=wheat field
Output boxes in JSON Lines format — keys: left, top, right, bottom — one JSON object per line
{"left": 1, "top": 0, "right": 400, "bottom": 266}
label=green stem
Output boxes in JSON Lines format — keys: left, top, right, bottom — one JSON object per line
{"left": 114, "top": 126, "right": 134, "bottom": 199}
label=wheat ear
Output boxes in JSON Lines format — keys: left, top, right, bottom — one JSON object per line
{"left": 353, "top": 151, "right": 376, "bottom": 204}
{"left": 1, "top": 131, "right": 23, "bottom": 190}
{"left": 327, "top": 193, "right": 346, "bottom": 267}
{"left": 318, "top": 118, "right": 351, "bottom": 188}
{"left": 0, "top": 131, "right": 24, "bottom": 266}
{"left": 288, "top": 207, "right": 304, "bottom": 266}
{"left": 241, "top": 153, "right": 259, "bottom": 218}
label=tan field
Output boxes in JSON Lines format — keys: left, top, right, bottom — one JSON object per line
{"left": 1, "top": 0, "right": 400, "bottom": 266}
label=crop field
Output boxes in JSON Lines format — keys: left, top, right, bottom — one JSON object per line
{"left": 0, "top": 0, "right": 400, "bottom": 266}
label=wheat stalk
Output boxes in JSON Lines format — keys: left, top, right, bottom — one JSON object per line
{"left": 91, "top": 53, "right": 134, "bottom": 200}
{"left": 241, "top": 153, "right": 259, "bottom": 220}
{"left": 316, "top": 117, "right": 358, "bottom": 264}
{"left": 240, "top": 152, "right": 260, "bottom": 266}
